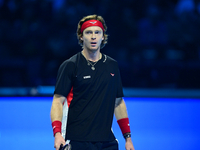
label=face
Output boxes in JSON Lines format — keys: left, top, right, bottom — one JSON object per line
{"left": 81, "top": 26, "right": 104, "bottom": 52}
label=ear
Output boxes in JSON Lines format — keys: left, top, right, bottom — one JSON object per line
{"left": 102, "top": 36, "right": 104, "bottom": 40}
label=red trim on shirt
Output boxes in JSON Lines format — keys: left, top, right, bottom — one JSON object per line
{"left": 67, "top": 87, "right": 73, "bottom": 107}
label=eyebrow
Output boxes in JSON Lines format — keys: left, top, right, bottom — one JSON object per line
{"left": 85, "top": 30, "right": 102, "bottom": 32}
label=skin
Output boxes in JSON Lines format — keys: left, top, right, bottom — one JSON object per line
{"left": 114, "top": 98, "right": 135, "bottom": 150}
{"left": 50, "top": 26, "right": 135, "bottom": 150}
{"left": 51, "top": 94, "right": 66, "bottom": 150}
{"left": 80, "top": 26, "right": 104, "bottom": 61}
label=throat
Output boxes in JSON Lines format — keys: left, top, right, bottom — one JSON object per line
{"left": 88, "top": 60, "right": 97, "bottom": 65}
{"left": 81, "top": 50, "right": 102, "bottom": 62}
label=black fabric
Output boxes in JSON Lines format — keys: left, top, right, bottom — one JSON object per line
{"left": 69, "top": 140, "right": 118, "bottom": 150}
{"left": 54, "top": 53, "right": 80, "bottom": 97}
{"left": 54, "top": 52, "right": 124, "bottom": 142}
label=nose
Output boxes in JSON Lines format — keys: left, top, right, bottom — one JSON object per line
{"left": 91, "top": 33, "right": 96, "bottom": 40}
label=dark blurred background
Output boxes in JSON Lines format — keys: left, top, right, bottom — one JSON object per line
{"left": 0, "top": 1, "right": 200, "bottom": 149}
{"left": 0, "top": 0, "right": 200, "bottom": 91}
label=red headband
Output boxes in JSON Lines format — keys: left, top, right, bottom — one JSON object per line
{"left": 81, "top": 20, "right": 104, "bottom": 33}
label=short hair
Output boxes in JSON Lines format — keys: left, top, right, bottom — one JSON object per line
{"left": 77, "top": 14, "right": 108, "bottom": 49}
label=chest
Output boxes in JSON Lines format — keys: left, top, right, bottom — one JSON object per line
{"left": 74, "top": 61, "right": 117, "bottom": 90}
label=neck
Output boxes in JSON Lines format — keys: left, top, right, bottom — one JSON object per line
{"left": 82, "top": 49, "right": 101, "bottom": 62}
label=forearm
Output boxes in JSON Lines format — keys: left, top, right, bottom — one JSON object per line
{"left": 51, "top": 94, "right": 66, "bottom": 149}
{"left": 114, "top": 98, "right": 131, "bottom": 138}
{"left": 114, "top": 99, "right": 128, "bottom": 120}
{"left": 50, "top": 94, "right": 66, "bottom": 122}
{"left": 114, "top": 99, "right": 135, "bottom": 149}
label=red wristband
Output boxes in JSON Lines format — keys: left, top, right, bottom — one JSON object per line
{"left": 52, "top": 120, "right": 62, "bottom": 136}
{"left": 117, "top": 118, "right": 131, "bottom": 135}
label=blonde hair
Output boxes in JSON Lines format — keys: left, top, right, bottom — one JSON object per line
{"left": 77, "top": 14, "right": 108, "bottom": 49}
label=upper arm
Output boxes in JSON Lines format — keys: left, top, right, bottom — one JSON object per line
{"left": 51, "top": 94, "right": 66, "bottom": 122}
{"left": 115, "top": 97, "right": 123, "bottom": 108}
{"left": 114, "top": 98, "right": 128, "bottom": 120}
{"left": 54, "top": 60, "right": 75, "bottom": 97}
{"left": 53, "top": 94, "right": 66, "bottom": 104}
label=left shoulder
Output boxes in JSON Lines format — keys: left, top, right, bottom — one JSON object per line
{"left": 103, "top": 54, "right": 118, "bottom": 65}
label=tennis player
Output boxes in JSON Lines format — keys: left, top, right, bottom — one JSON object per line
{"left": 50, "top": 14, "right": 135, "bottom": 150}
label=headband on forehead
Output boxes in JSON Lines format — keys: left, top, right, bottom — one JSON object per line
{"left": 81, "top": 20, "right": 104, "bottom": 33}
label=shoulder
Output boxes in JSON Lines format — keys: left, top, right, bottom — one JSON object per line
{"left": 104, "top": 54, "right": 118, "bottom": 66}
{"left": 106, "top": 55, "right": 117, "bottom": 62}
{"left": 59, "top": 53, "right": 79, "bottom": 70}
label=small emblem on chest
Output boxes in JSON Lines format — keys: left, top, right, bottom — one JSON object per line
{"left": 110, "top": 73, "right": 115, "bottom": 76}
{"left": 83, "top": 75, "right": 91, "bottom": 79}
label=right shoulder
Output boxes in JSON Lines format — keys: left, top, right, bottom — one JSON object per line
{"left": 59, "top": 53, "right": 79, "bottom": 70}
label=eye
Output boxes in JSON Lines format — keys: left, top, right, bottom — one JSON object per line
{"left": 85, "top": 31, "right": 92, "bottom": 34}
{"left": 95, "top": 31, "right": 100, "bottom": 34}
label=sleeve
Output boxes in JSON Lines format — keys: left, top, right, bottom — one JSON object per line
{"left": 54, "top": 60, "right": 75, "bottom": 97}
{"left": 116, "top": 63, "right": 124, "bottom": 98}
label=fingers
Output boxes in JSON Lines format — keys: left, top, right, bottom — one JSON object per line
{"left": 54, "top": 143, "right": 60, "bottom": 150}
{"left": 126, "top": 148, "right": 135, "bottom": 150}
{"left": 126, "top": 147, "right": 135, "bottom": 150}
{"left": 61, "top": 140, "right": 66, "bottom": 146}
{"left": 54, "top": 143, "right": 63, "bottom": 150}
{"left": 125, "top": 144, "right": 135, "bottom": 150}
{"left": 54, "top": 133, "right": 66, "bottom": 150}
{"left": 58, "top": 144, "right": 63, "bottom": 150}
{"left": 54, "top": 144, "right": 59, "bottom": 150}
{"left": 54, "top": 141, "right": 66, "bottom": 150}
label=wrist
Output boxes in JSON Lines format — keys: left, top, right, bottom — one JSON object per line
{"left": 54, "top": 132, "right": 61, "bottom": 137}
{"left": 52, "top": 120, "right": 62, "bottom": 136}
{"left": 123, "top": 132, "right": 131, "bottom": 140}
{"left": 117, "top": 118, "right": 131, "bottom": 135}
{"left": 125, "top": 137, "right": 132, "bottom": 143}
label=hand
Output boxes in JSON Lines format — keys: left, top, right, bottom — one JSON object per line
{"left": 125, "top": 137, "right": 135, "bottom": 150}
{"left": 54, "top": 132, "right": 66, "bottom": 150}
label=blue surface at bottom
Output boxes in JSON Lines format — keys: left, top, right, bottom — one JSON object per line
{"left": 0, "top": 97, "right": 200, "bottom": 150}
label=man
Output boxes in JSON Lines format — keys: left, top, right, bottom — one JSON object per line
{"left": 50, "top": 14, "right": 135, "bottom": 150}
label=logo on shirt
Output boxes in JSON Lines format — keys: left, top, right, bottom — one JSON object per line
{"left": 83, "top": 75, "right": 91, "bottom": 79}
{"left": 110, "top": 73, "right": 115, "bottom": 76}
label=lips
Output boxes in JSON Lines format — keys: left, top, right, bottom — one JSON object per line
{"left": 91, "top": 42, "right": 97, "bottom": 46}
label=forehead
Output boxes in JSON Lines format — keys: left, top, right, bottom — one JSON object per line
{"left": 84, "top": 26, "right": 103, "bottom": 32}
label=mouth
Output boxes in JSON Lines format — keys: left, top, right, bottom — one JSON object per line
{"left": 91, "top": 42, "right": 97, "bottom": 46}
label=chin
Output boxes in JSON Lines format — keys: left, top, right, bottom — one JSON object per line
{"left": 89, "top": 47, "right": 99, "bottom": 51}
